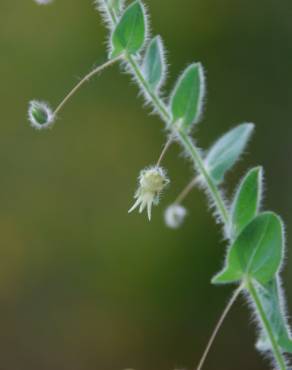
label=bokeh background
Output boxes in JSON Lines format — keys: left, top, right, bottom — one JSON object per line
{"left": 1, "top": 0, "right": 292, "bottom": 369}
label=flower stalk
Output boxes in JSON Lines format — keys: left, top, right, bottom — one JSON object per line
{"left": 53, "top": 55, "right": 123, "bottom": 117}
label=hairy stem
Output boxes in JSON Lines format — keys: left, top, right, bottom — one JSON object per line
{"left": 98, "top": 4, "right": 287, "bottom": 370}
{"left": 105, "top": 0, "right": 118, "bottom": 23}
{"left": 196, "top": 285, "right": 243, "bottom": 370}
{"left": 125, "top": 55, "right": 229, "bottom": 225}
{"left": 101, "top": 1, "right": 230, "bottom": 226}
{"left": 178, "top": 129, "right": 229, "bottom": 225}
{"left": 247, "top": 279, "right": 287, "bottom": 370}
{"left": 126, "top": 54, "right": 170, "bottom": 121}
{"left": 54, "top": 55, "right": 123, "bottom": 116}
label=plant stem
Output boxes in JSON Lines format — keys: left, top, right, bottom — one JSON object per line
{"left": 178, "top": 129, "right": 229, "bottom": 225}
{"left": 247, "top": 279, "right": 287, "bottom": 370}
{"left": 99, "top": 5, "right": 287, "bottom": 370}
{"left": 53, "top": 55, "right": 123, "bottom": 117}
{"left": 101, "top": 2, "right": 230, "bottom": 225}
{"left": 126, "top": 55, "right": 171, "bottom": 121}
{"left": 125, "top": 55, "right": 229, "bottom": 225}
{"left": 107, "top": 2, "right": 118, "bottom": 23}
{"left": 126, "top": 45, "right": 286, "bottom": 370}
{"left": 196, "top": 285, "right": 243, "bottom": 370}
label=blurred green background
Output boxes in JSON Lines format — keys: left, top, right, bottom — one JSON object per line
{"left": 0, "top": 0, "right": 292, "bottom": 369}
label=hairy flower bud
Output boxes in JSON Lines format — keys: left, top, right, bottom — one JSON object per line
{"left": 164, "top": 204, "right": 187, "bottom": 229}
{"left": 28, "top": 100, "right": 54, "bottom": 130}
{"left": 34, "top": 0, "right": 54, "bottom": 4}
{"left": 128, "top": 166, "right": 169, "bottom": 220}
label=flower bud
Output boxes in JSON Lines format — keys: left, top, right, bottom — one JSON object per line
{"left": 28, "top": 100, "right": 54, "bottom": 130}
{"left": 34, "top": 0, "right": 54, "bottom": 4}
{"left": 164, "top": 204, "right": 187, "bottom": 229}
{"left": 129, "top": 166, "right": 169, "bottom": 220}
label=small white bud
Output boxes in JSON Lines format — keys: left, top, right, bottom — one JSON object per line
{"left": 34, "top": 0, "right": 54, "bottom": 4}
{"left": 28, "top": 100, "right": 55, "bottom": 130}
{"left": 128, "top": 166, "right": 169, "bottom": 221}
{"left": 164, "top": 204, "right": 187, "bottom": 229}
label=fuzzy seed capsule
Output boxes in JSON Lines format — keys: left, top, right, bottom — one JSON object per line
{"left": 28, "top": 100, "right": 54, "bottom": 130}
{"left": 34, "top": 0, "right": 54, "bottom": 4}
{"left": 164, "top": 204, "right": 187, "bottom": 229}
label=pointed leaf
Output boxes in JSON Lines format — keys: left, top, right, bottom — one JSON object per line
{"left": 230, "top": 167, "right": 263, "bottom": 238}
{"left": 142, "top": 36, "right": 166, "bottom": 91}
{"left": 170, "top": 63, "right": 205, "bottom": 131}
{"left": 110, "top": 1, "right": 147, "bottom": 58}
{"left": 256, "top": 277, "right": 292, "bottom": 354}
{"left": 205, "top": 123, "right": 254, "bottom": 184}
{"left": 279, "top": 335, "right": 292, "bottom": 353}
{"left": 212, "top": 212, "right": 284, "bottom": 285}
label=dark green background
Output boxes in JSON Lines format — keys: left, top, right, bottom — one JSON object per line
{"left": 0, "top": 0, "right": 292, "bottom": 369}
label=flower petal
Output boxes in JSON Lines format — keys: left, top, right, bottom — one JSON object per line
{"left": 128, "top": 198, "right": 141, "bottom": 213}
{"left": 147, "top": 200, "right": 152, "bottom": 221}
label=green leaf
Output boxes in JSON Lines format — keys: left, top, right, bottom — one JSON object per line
{"left": 212, "top": 212, "right": 284, "bottom": 285}
{"left": 278, "top": 336, "right": 292, "bottom": 354}
{"left": 170, "top": 63, "right": 205, "bottom": 131}
{"left": 110, "top": 1, "right": 147, "bottom": 58}
{"left": 230, "top": 167, "right": 263, "bottom": 238}
{"left": 205, "top": 123, "right": 254, "bottom": 184}
{"left": 142, "top": 36, "right": 166, "bottom": 91}
{"left": 279, "top": 334, "right": 292, "bottom": 353}
{"left": 256, "top": 277, "right": 292, "bottom": 354}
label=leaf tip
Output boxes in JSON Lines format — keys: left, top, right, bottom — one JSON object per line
{"left": 243, "top": 122, "right": 255, "bottom": 135}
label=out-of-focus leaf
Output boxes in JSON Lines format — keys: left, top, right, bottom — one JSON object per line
{"left": 205, "top": 123, "right": 254, "bottom": 184}
{"left": 256, "top": 277, "right": 292, "bottom": 354}
{"left": 142, "top": 36, "right": 166, "bottom": 91}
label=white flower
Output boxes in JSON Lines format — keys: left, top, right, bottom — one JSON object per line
{"left": 164, "top": 204, "right": 187, "bottom": 229}
{"left": 28, "top": 100, "right": 55, "bottom": 130}
{"left": 128, "top": 166, "right": 169, "bottom": 220}
{"left": 34, "top": 0, "right": 54, "bottom": 4}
